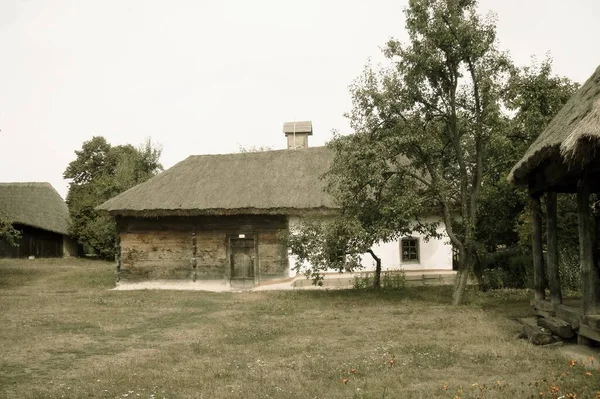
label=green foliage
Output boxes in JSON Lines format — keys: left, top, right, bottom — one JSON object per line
{"left": 476, "top": 58, "right": 578, "bottom": 253}
{"left": 285, "top": 217, "right": 367, "bottom": 286}
{"left": 559, "top": 248, "right": 582, "bottom": 293}
{"left": 0, "top": 212, "right": 21, "bottom": 247}
{"left": 64, "top": 137, "right": 162, "bottom": 258}
{"left": 479, "top": 249, "right": 533, "bottom": 290}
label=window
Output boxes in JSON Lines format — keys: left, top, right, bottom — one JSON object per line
{"left": 401, "top": 237, "right": 419, "bottom": 262}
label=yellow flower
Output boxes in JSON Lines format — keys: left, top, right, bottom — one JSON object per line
{"left": 569, "top": 359, "right": 577, "bottom": 367}
{"left": 585, "top": 371, "right": 592, "bottom": 376}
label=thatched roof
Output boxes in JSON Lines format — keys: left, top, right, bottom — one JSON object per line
{"left": 0, "top": 182, "right": 70, "bottom": 235}
{"left": 510, "top": 64, "right": 600, "bottom": 184}
{"left": 96, "top": 146, "right": 336, "bottom": 216}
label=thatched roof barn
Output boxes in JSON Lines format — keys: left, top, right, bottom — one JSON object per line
{"left": 97, "top": 146, "right": 335, "bottom": 217}
{"left": 0, "top": 182, "right": 76, "bottom": 258}
{"left": 510, "top": 64, "right": 600, "bottom": 345}
{"left": 96, "top": 132, "right": 339, "bottom": 286}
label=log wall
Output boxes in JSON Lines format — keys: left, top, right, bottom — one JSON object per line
{"left": 0, "top": 224, "right": 64, "bottom": 258}
{"left": 117, "top": 215, "right": 288, "bottom": 282}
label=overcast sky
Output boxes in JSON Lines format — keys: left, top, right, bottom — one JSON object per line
{"left": 1, "top": 0, "right": 599, "bottom": 199}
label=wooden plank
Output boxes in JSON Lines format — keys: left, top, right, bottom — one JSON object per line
{"left": 555, "top": 304, "right": 582, "bottom": 329}
{"left": 578, "top": 177, "right": 597, "bottom": 315}
{"left": 546, "top": 192, "right": 562, "bottom": 304}
{"left": 578, "top": 324, "right": 600, "bottom": 343}
{"left": 531, "top": 195, "right": 546, "bottom": 300}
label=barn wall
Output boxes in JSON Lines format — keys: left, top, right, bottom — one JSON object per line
{"left": 0, "top": 224, "right": 64, "bottom": 258}
{"left": 118, "top": 215, "right": 288, "bottom": 282}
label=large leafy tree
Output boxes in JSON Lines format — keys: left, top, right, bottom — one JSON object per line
{"left": 65, "top": 137, "right": 162, "bottom": 258}
{"left": 332, "top": 0, "right": 513, "bottom": 304}
{"left": 476, "top": 58, "right": 578, "bottom": 251}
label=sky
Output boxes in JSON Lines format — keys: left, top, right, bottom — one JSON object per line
{"left": 1, "top": 0, "right": 599, "bottom": 199}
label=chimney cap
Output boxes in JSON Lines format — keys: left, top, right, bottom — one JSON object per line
{"left": 283, "top": 121, "right": 312, "bottom": 135}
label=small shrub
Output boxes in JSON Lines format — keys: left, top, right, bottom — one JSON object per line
{"left": 479, "top": 248, "right": 533, "bottom": 290}
{"left": 352, "top": 270, "right": 406, "bottom": 290}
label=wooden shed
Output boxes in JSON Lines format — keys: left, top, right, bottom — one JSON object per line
{"left": 0, "top": 182, "right": 77, "bottom": 258}
{"left": 509, "top": 64, "right": 600, "bottom": 344}
{"left": 96, "top": 145, "right": 337, "bottom": 286}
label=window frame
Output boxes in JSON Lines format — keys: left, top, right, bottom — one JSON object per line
{"left": 400, "top": 237, "right": 420, "bottom": 263}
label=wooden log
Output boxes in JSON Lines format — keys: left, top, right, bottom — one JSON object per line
{"left": 546, "top": 191, "right": 562, "bottom": 305}
{"left": 537, "top": 316, "right": 575, "bottom": 339}
{"left": 578, "top": 177, "right": 598, "bottom": 315}
{"left": 578, "top": 324, "right": 600, "bottom": 344}
{"left": 531, "top": 195, "right": 546, "bottom": 300}
{"left": 519, "top": 318, "right": 555, "bottom": 345}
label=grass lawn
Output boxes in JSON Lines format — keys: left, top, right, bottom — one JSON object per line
{"left": 0, "top": 259, "right": 598, "bottom": 399}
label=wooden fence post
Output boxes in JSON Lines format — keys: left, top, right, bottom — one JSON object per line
{"left": 115, "top": 234, "right": 121, "bottom": 283}
{"left": 191, "top": 230, "right": 197, "bottom": 282}
{"left": 578, "top": 177, "right": 598, "bottom": 315}
{"left": 546, "top": 191, "right": 562, "bottom": 305}
{"left": 531, "top": 195, "right": 546, "bottom": 300}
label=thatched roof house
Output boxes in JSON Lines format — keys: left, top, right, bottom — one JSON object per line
{"left": 97, "top": 146, "right": 336, "bottom": 217}
{"left": 510, "top": 64, "right": 600, "bottom": 344}
{"left": 509, "top": 64, "right": 600, "bottom": 190}
{"left": 98, "top": 121, "right": 454, "bottom": 287}
{"left": 0, "top": 182, "right": 76, "bottom": 258}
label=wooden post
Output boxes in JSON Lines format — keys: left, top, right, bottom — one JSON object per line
{"left": 546, "top": 191, "right": 562, "bottom": 305}
{"left": 531, "top": 195, "right": 545, "bottom": 300}
{"left": 115, "top": 234, "right": 121, "bottom": 283}
{"left": 191, "top": 230, "right": 197, "bottom": 282}
{"left": 578, "top": 177, "right": 598, "bottom": 315}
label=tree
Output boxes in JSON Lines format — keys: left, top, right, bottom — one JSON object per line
{"left": 473, "top": 58, "right": 578, "bottom": 284}
{"left": 65, "top": 137, "right": 162, "bottom": 258}
{"left": 0, "top": 212, "right": 21, "bottom": 247}
{"left": 334, "top": 0, "right": 513, "bottom": 304}
{"left": 286, "top": 217, "right": 367, "bottom": 286}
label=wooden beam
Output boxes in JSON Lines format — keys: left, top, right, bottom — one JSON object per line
{"left": 531, "top": 195, "right": 546, "bottom": 300}
{"left": 578, "top": 177, "right": 598, "bottom": 315}
{"left": 546, "top": 191, "right": 562, "bottom": 305}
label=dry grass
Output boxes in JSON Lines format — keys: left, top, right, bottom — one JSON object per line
{"left": 0, "top": 258, "right": 598, "bottom": 399}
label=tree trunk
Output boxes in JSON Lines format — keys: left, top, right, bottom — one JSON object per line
{"left": 368, "top": 249, "right": 382, "bottom": 289}
{"left": 452, "top": 248, "right": 471, "bottom": 305}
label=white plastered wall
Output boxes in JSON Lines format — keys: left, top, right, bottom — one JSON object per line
{"left": 287, "top": 215, "right": 453, "bottom": 277}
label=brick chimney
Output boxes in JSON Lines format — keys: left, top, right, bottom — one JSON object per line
{"left": 283, "top": 121, "right": 312, "bottom": 149}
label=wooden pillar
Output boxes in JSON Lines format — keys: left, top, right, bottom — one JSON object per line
{"left": 191, "top": 230, "right": 197, "bottom": 282}
{"left": 115, "top": 235, "right": 121, "bottom": 282}
{"left": 578, "top": 177, "right": 598, "bottom": 315}
{"left": 531, "top": 195, "right": 546, "bottom": 300}
{"left": 546, "top": 191, "right": 562, "bottom": 304}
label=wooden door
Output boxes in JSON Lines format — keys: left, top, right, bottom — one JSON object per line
{"left": 230, "top": 238, "right": 255, "bottom": 288}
